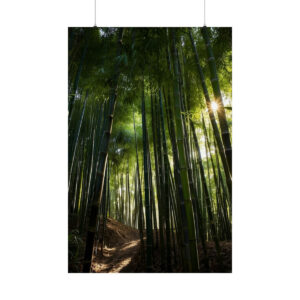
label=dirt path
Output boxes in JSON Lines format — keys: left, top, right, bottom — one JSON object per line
{"left": 91, "top": 218, "right": 140, "bottom": 273}
{"left": 89, "top": 218, "right": 231, "bottom": 273}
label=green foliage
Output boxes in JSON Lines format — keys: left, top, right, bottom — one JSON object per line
{"left": 68, "top": 27, "right": 232, "bottom": 273}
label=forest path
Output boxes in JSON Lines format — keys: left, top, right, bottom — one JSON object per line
{"left": 91, "top": 218, "right": 140, "bottom": 273}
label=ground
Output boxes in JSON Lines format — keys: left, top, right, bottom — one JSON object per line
{"left": 91, "top": 218, "right": 232, "bottom": 273}
{"left": 91, "top": 218, "right": 140, "bottom": 273}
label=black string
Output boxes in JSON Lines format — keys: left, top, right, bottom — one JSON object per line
{"left": 204, "top": 0, "right": 206, "bottom": 26}
{"left": 94, "top": 0, "right": 97, "bottom": 27}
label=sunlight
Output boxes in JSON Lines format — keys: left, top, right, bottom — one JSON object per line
{"left": 120, "top": 240, "right": 139, "bottom": 251}
{"left": 68, "top": 27, "right": 232, "bottom": 274}
{"left": 211, "top": 101, "right": 218, "bottom": 112}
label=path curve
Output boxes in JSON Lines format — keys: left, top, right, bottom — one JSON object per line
{"left": 91, "top": 218, "right": 140, "bottom": 273}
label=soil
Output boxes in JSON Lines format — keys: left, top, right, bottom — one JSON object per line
{"left": 91, "top": 218, "right": 140, "bottom": 273}
{"left": 91, "top": 218, "right": 232, "bottom": 273}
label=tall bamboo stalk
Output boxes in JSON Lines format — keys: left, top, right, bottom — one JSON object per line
{"left": 190, "top": 119, "right": 221, "bottom": 259}
{"left": 158, "top": 89, "right": 171, "bottom": 271}
{"left": 188, "top": 29, "right": 232, "bottom": 198}
{"left": 82, "top": 28, "right": 124, "bottom": 272}
{"left": 69, "top": 41, "right": 88, "bottom": 121}
{"left": 201, "top": 26, "right": 232, "bottom": 175}
{"left": 141, "top": 80, "right": 153, "bottom": 271}
{"left": 133, "top": 110, "right": 145, "bottom": 261}
{"left": 171, "top": 29, "right": 199, "bottom": 272}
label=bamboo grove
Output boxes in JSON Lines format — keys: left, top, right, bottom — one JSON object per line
{"left": 68, "top": 27, "right": 232, "bottom": 272}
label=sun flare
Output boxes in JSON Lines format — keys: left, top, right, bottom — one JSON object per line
{"left": 211, "top": 101, "right": 218, "bottom": 112}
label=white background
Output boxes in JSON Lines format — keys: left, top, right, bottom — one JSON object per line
{"left": 0, "top": 0, "right": 300, "bottom": 299}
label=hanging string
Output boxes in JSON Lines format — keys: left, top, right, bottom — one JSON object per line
{"left": 94, "top": 0, "right": 97, "bottom": 27}
{"left": 204, "top": 0, "right": 206, "bottom": 26}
